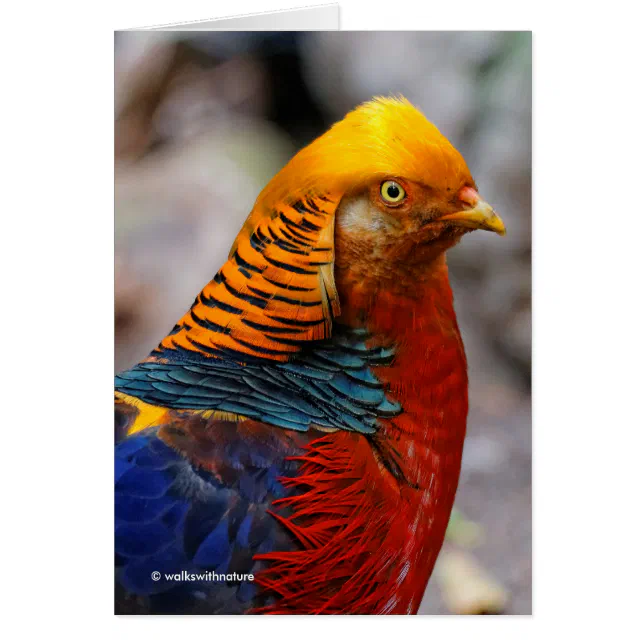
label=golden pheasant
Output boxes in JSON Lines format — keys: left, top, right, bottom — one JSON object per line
{"left": 115, "top": 96, "right": 505, "bottom": 614}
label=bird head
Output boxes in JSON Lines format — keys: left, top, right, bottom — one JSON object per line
{"left": 211, "top": 97, "right": 506, "bottom": 356}
{"left": 242, "top": 97, "right": 504, "bottom": 283}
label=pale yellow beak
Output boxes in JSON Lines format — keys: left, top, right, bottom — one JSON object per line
{"left": 438, "top": 199, "right": 506, "bottom": 236}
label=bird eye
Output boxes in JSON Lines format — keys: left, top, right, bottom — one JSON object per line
{"left": 380, "top": 180, "right": 406, "bottom": 205}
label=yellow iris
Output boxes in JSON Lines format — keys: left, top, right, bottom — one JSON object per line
{"left": 380, "top": 180, "right": 406, "bottom": 204}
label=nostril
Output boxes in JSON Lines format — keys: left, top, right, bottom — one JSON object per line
{"left": 458, "top": 186, "right": 479, "bottom": 207}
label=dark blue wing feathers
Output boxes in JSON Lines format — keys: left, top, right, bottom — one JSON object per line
{"left": 115, "top": 423, "right": 306, "bottom": 614}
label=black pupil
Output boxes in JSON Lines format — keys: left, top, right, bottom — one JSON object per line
{"left": 386, "top": 184, "right": 400, "bottom": 199}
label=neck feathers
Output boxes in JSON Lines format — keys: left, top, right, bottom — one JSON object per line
{"left": 338, "top": 253, "right": 469, "bottom": 491}
{"left": 152, "top": 194, "right": 341, "bottom": 364}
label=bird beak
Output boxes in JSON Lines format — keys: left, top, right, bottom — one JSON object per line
{"left": 438, "top": 190, "right": 506, "bottom": 236}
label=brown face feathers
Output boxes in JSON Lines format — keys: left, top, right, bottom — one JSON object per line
{"left": 334, "top": 177, "right": 478, "bottom": 291}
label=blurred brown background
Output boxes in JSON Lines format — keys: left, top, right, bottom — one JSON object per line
{"left": 115, "top": 31, "right": 531, "bottom": 615}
